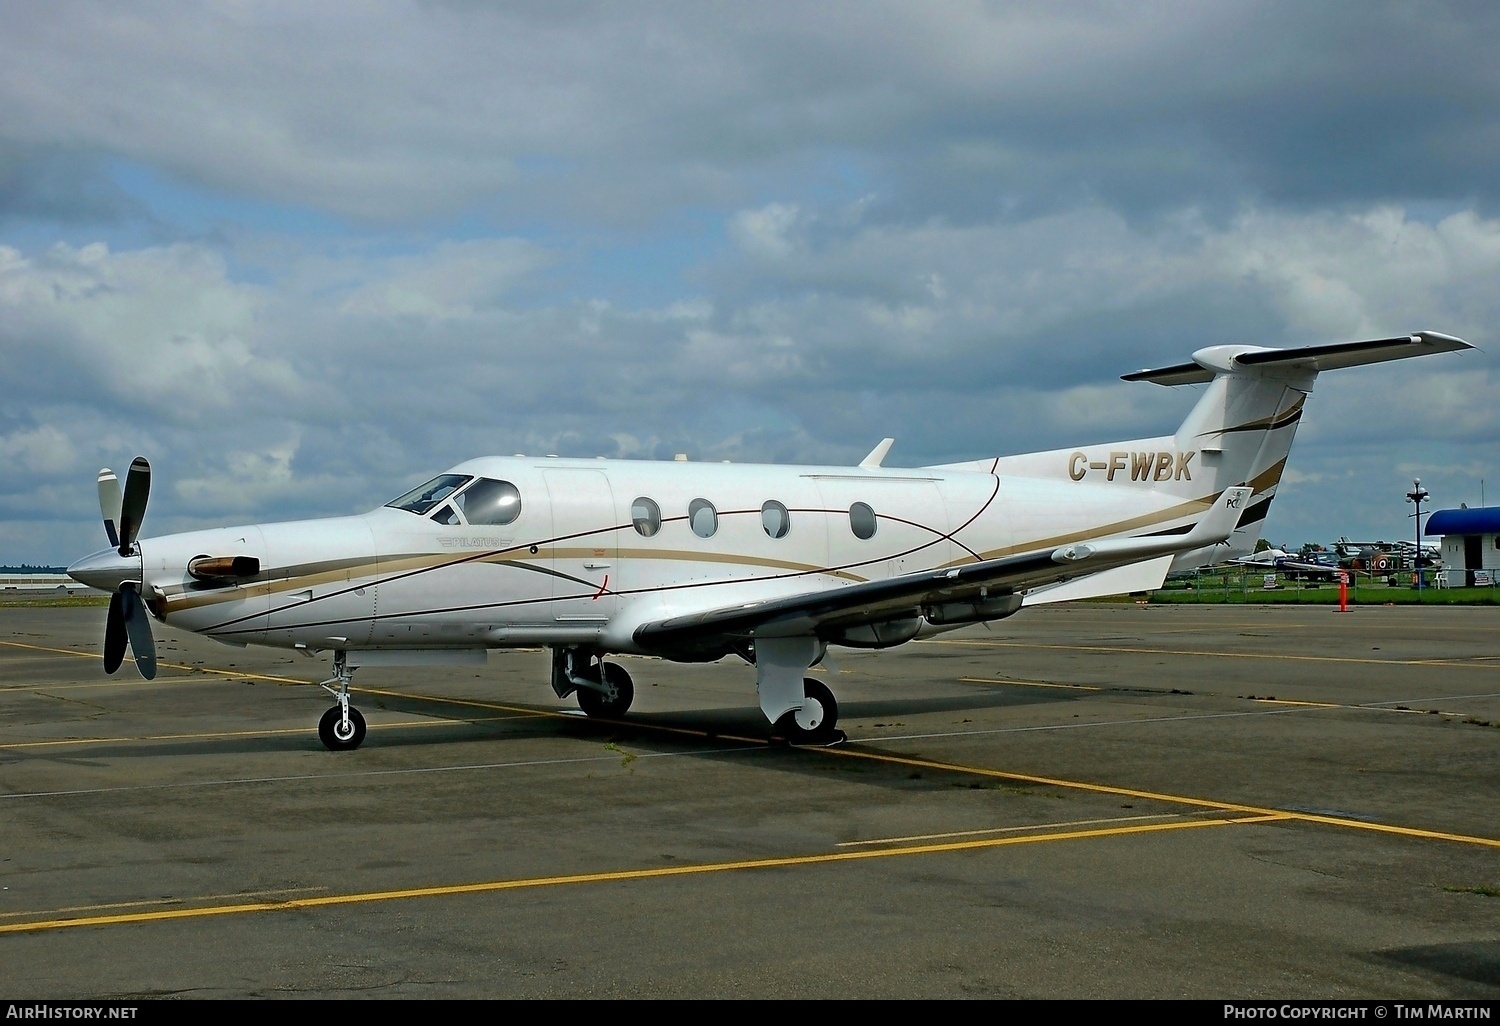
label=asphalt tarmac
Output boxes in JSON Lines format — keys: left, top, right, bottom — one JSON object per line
{"left": 2, "top": 602, "right": 1497, "bottom": 999}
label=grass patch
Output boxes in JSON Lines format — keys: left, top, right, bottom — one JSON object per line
{"left": 0, "top": 594, "right": 110, "bottom": 608}
{"left": 1443, "top": 885, "right": 1500, "bottom": 897}
{"left": 1148, "top": 576, "right": 1500, "bottom": 606}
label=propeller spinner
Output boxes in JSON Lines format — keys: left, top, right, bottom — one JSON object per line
{"left": 71, "top": 457, "right": 158, "bottom": 680}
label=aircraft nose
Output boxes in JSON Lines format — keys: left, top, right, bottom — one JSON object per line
{"left": 67, "top": 547, "right": 141, "bottom": 593}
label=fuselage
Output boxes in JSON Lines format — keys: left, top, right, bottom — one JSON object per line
{"left": 79, "top": 454, "right": 1216, "bottom": 658}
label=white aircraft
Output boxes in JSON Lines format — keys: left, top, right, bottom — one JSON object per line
{"left": 1231, "top": 547, "right": 1295, "bottom": 567}
{"left": 68, "top": 331, "right": 1472, "bottom": 750}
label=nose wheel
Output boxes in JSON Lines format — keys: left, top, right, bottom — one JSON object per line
{"left": 318, "top": 704, "right": 367, "bottom": 751}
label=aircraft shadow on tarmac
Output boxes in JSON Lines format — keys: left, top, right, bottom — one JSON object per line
{"left": 29, "top": 678, "right": 1095, "bottom": 763}
{"left": 1374, "top": 940, "right": 1500, "bottom": 990}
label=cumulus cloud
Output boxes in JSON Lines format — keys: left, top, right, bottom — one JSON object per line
{"left": 2, "top": 3, "right": 1496, "bottom": 225}
{"left": 0, "top": 242, "right": 302, "bottom": 416}
{"left": 335, "top": 239, "right": 554, "bottom": 320}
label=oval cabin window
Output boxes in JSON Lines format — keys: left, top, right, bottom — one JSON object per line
{"left": 849, "top": 502, "right": 877, "bottom": 540}
{"left": 761, "top": 500, "right": 790, "bottom": 539}
{"left": 632, "top": 497, "right": 662, "bottom": 537}
{"left": 689, "top": 498, "right": 718, "bottom": 538}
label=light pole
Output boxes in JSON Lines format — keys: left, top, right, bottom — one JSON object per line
{"left": 1406, "top": 478, "right": 1429, "bottom": 598}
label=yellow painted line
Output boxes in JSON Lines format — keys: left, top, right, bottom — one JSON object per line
{"left": 836, "top": 811, "right": 1234, "bottom": 847}
{"left": 2, "top": 679, "right": 175, "bottom": 693}
{"left": 0, "top": 815, "right": 1259, "bottom": 936}
{"left": 353, "top": 685, "right": 772, "bottom": 746}
{"left": 0, "top": 640, "right": 105, "bottom": 659}
{"left": 960, "top": 676, "right": 1102, "bottom": 692}
{"left": 0, "top": 715, "right": 533, "bottom": 752}
{"left": 817, "top": 746, "right": 1500, "bottom": 849}
{"left": 0, "top": 640, "right": 308, "bottom": 684}
{"left": 930, "top": 637, "right": 1500, "bottom": 670}
{"left": 0, "top": 641, "right": 761, "bottom": 745}
{"left": 0, "top": 887, "right": 329, "bottom": 921}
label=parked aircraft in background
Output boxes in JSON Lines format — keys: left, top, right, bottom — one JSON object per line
{"left": 1393, "top": 539, "right": 1442, "bottom": 568}
{"left": 1231, "top": 547, "right": 1294, "bottom": 567}
{"left": 1275, "top": 550, "right": 1343, "bottom": 582}
{"left": 68, "top": 331, "right": 1472, "bottom": 750}
{"left": 1232, "top": 546, "right": 1342, "bottom": 580}
{"left": 1332, "top": 538, "right": 1441, "bottom": 574}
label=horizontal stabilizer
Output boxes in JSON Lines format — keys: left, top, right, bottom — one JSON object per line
{"left": 1123, "top": 331, "right": 1473, "bottom": 386}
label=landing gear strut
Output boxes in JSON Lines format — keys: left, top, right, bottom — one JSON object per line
{"left": 316, "top": 650, "right": 366, "bottom": 751}
{"left": 552, "top": 647, "right": 635, "bottom": 719}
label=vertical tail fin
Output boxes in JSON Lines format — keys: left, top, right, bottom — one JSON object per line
{"left": 1123, "top": 331, "right": 1472, "bottom": 553}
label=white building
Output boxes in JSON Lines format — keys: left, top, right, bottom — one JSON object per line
{"left": 1424, "top": 508, "right": 1500, "bottom": 587}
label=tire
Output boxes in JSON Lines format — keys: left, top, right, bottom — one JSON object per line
{"left": 318, "top": 705, "right": 367, "bottom": 751}
{"left": 577, "top": 662, "right": 634, "bottom": 718}
{"left": 776, "top": 677, "right": 840, "bottom": 745}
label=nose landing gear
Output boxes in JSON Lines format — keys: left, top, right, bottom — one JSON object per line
{"left": 316, "top": 651, "right": 366, "bottom": 751}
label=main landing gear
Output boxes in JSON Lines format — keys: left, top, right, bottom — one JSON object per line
{"left": 316, "top": 651, "right": 367, "bottom": 751}
{"left": 552, "top": 647, "right": 635, "bottom": 719}
{"left": 774, "top": 677, "right": 842, "bottom": 746}
{"left": 754, "top": 636, "right": 844, "bottom": 746}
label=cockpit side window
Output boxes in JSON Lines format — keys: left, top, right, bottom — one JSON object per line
{"left": 387, "top": 474, "right": 473, "bottom": 515}
{"left": 455, "top": 478, "right": 522, "bottom": 526}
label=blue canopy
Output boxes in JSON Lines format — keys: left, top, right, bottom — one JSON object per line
{"left": 1425, "top": 507, "right": 1500, "bottom": 536}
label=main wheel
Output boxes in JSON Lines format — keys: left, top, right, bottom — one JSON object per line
{"left": 577, "top": 662, "right": 634, "bottom": 718}
{"left": 318, "top": 705, "right": 367, "bottom": 751}
{"left": 776, "top": 677, "right": 840, "bottom": 745}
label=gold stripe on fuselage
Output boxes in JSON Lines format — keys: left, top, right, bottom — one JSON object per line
{"left": 163, "top": 487, "right": 1226, "bottom": 628}
{"left": 962, "top": 490, "right": 1220, "bottom": 563}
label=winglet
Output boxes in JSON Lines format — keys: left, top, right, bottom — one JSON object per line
{"left": 1051, "top": 486, "right": 1252, "bottom": 564}
{"left": 1183, "top": 485, "right": 1252, "bottom": 546}
{"left": 859, "top": 438, "right": 895, "bottom": 469}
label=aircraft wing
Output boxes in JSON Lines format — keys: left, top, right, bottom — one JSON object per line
{"left": 633, "top": 487, "right": 1250, "bottom": 655}
{"left": 1273, "top": 559, "right": 1340, "bottom": 575}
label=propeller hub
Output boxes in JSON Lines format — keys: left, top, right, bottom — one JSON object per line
{"left": 67, "top": 547, "right": 143, "bottom": 593}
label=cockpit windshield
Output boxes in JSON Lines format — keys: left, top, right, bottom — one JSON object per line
{"left": 386, "top": 474, "right": 472, "bottom": 515}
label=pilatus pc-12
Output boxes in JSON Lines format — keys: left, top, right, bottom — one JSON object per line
{"left": 68, "top": 331, "right": 1471, "bottom": 750}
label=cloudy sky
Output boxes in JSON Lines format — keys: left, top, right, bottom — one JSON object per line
{"left": 3, "top": 1, "right": 1497, "bottom": 565}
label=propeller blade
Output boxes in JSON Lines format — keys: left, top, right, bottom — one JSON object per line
{"left": 117, "top": 457, "right": 151, "bottom": 556}
{"left": 104, "top": 592, "right": 127, "bottom": 674}
{"left": 97, "top": 469, "right": 123, "bottom": 549}
{"left": 119, "top": 583, "right": 157, "bottom": 680}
